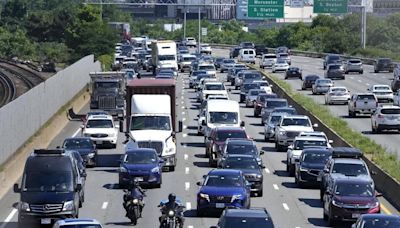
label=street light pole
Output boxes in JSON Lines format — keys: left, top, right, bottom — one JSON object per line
{"left": 183, "top": 9, "right": 187, "bottom": 40}
{"left": 361, "top": 6, "right": 366, "bottom": 49}
{"left": 198, "top": 7, "right": 201, "bottom": 53}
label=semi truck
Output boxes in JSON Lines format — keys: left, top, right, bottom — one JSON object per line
{"left": 122, "top": 78, "right": 182, "bottom": 171}
{"left": 151, "top": 40, "right": 178, "bottom": 73}
{"left": 89, "top": 72, "right": 126, "bottom": 118}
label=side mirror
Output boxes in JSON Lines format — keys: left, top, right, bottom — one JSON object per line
{"left": 313, "top": 123, "right": 319, "bottom": 128}
{"left": 56, "top": 146, "right": 61, "bottom": 149}
{"left": 13, "top": 183, "right": 20, "bottom": 193}
{"left": 76, "top": 183, "right": 82, "bottom": 192}
{"left": 260, "top": 150, "right": 265, "bottom": 155}
{"left": 202, "top": 175, "right": 207, "bottom": 179}
{"left": 202, "top": 120, "right": 206, "bottom": 126}
{"left": 240, "top": 121, "right": 245, "bottom": 127}
{"left": 196, "top": 181, "right": 202, "bottom": 186}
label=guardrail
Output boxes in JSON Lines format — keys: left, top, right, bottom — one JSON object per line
{"left": 248, "top": 64, "right": 400, "bottom": 211}
{"left": 209, "top": 44, "right": 377, "bottom": 65}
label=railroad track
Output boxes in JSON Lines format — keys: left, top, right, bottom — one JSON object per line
{"left": 0, "top": 60, "right": 45, "bottom": 107}
{"left": 0, "top": 72, "right": 17, "bottom": 107}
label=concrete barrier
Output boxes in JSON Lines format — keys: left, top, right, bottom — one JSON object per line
{"left": 253, "top": 66, "right": 400, "bottom": 210}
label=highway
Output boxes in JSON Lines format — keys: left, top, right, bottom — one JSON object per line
{"left": 0, "top": 48, "right": 398, "bottom": 228}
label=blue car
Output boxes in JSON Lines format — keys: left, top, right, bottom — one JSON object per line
{"left": 196, "top": 169, "right": 251, "bottom": 216}
{"left": 61, "top": 137, "right": 97, "bottom": 167}
{"left": 119, "top": 148, "right": 163, "bottom": 188}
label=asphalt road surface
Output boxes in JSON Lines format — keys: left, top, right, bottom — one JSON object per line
{"left": 0, "top": 48, "right": 398, "bottom": 228}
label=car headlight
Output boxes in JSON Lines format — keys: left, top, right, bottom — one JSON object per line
{"left": 231, "top": 194, "right": 243, "bottom": 202}
{"left": 299, "top": 166, "right": 309, "bottom": 172}
{"left": 279, "top": 131, "right": 286, "bottom": 136}
{"left": 109, "top": 132, "right": 116, "bottom": 137}
{"left": 62, "top": 200, "right": 75, "bottom": 211}
{"left": 199, "top": 193, "right": 210, "bottom": 201}
{"left": 19, "top": 202, "right": 30, "bottom": 212}
{"left": 332, "top": 199, "right": 343, "bottom": 207}
{"left": 88, "top": 152, "right": 95, "bottom": 158}
{"left": 119, "top": 166, "right": 127, "bottom": 173}
{"left": 151, "top": 167, "right": 160, "bottom": 173}
{"left": 367, "top": 201, "right": 380, "bottom": 208}
{"left": 256, "top": 174, "right": 262, "bottom": 179}
{"left": 132, "top": 199, "right": 139, "bottom": 204}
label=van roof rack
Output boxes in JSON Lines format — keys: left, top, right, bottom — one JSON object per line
{"left": 33, "top": 149, "right": 65, "bottom": 155}
{"left": 331, "top": 147, "right": 362, "bottom": 159}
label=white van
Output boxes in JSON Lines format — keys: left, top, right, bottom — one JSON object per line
{"left": 260, "top": 54, "right": 277, "bottom": 68}
{"left": 203, "top": 100, "right": 244, "bottom": 138}
{"left": 238, "top": 49, "right": 256, "bottom": 64}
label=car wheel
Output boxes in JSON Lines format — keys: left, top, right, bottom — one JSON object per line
{"left": 288, "top": 165, "right": 295, "bottom": 177}
{"left": 272, "top": 70, "right": 275, "bottom": 73}
{"left": 349, "top": 110, "right": 354, "bottom": 117}
{"left": 360, "top": 70, "right": 363, "bottom": 74}
{"left": 257, "top": 189, "right": 263, "bottom": 197}
{"left": 375, "top": 69, "right": 378, "bottom": 73}
{"left": 328, "top": 210, "right": 336, "bottom": 226}
{"left": 372, "top": 124, "right": 376, "bottom": 133}
{"left": 323, "top": 210, "right": 328, "bottom": 221}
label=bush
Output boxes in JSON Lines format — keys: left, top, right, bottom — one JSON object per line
{"left": 97, "top": 54, "right": 113, "bottom": 71}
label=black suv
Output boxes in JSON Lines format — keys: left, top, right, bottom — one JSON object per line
{"left": 374, "top": 58, "right": 394, "bottom": 73}
{"left": 323, "top": 54, "right": 341, "bottom": 70}
{"left": 220, "top": 154, "right": 264, "bottom": 196}
{"left": 230, "top": 47, "right": 241, "bottom": 58}
{"left": 211, "top": 208, "right": 275, "bottom": 228}
{"left": 14, "top": 149, "right": 84, "bottom": 226}
{"left": 255, "top": 45, "right": 268, "bottom": 56}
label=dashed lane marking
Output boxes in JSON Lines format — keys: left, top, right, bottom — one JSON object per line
{"left": 102, "top": 202, "right": 109, "bottom": 210}
{"left": 182, "top": 117, "right": 186, "bottom": 122}
{"left": 186, "top": 202, "right": 192, "bottom": 210}
{"left": 183, "top": 133, "right": 188, "bottom": 138}
{"left": 182, "top": 111, "right": 185, "bottom": 115}
{"left": 185, "top": 182, "right": 190, "bottom": 191}
{"left": 358, "top": 79, "right": 362, "bottom": 83}
{"left": 184, "top": 154, "right": 188, "bottom": 160}
{"left": 183, "top": 125, "right": 187, "bottom": 129}
{"left": 72, "top": 128, "right": 81, "bottom": 137}
{"left": 185, "top": 167, "right": 190, "bottom": 174}
{"left": 188, "top": 226, "right": 194, "bottom": 228}
{"left": 366, "top": 83, "right": 370, "bottom": 86}
{"left": 282, "top": 203, "right": 290, "bottom": 211}
{"left": 273, "top": 184, "right": 279, "bottom": 190}
{"left": 264, "top": 168, "right": 270, "bottom": 174}
{"left": 350, "top": 76, "right": 354, "bottom": 79}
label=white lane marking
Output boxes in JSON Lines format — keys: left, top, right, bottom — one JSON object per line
{"left": 350, "top": 76, "right": 354, "bottom": 79}
{"left": 181, "top": 101, "right": 184, "bottom": 104}
{"left": 2, "top": 208, "right": 17, "bottom": 225}
{"left": 185, "top": 182, "right": 190, "bottom": 191}
{"left": 182, "top": 117, "right": 186, "bottom": 122}
{"left": 183, "top": 125, "right": 187, "bottom": 129}
{"left": 183, "top": 133, "right": 188, "bottom": 138}
{"left": 181, "top": 106, "right": 185, "bottom": 109}
{"left": 184, "top": 154, "right": 188, "bottom": 160}
{"left": 358, "top": 79, "right": 362, "bottom": 83}
{"left": 72, "top": 128, "right": 81, "bottom": 137}
{"left": 273, "top": 184, "right": 279, "bottom": 190}
{"left": 264, "top": 168, "right": 270, "bottom": 174}
{"left": 188, "top": 226, "right": 194, "bottom": 228}
{"left": 186, "top": 202, "right": 192, "bottom": 210}
{"left": 102, "top": 202, "right": 109, "bottom": 209}
{"left": 282, "top": 203, "right": 290, "bottom": 211}
{"left": 182, "top": 111, "right": 185, "bottom": 115}
{"left": 185, "top": 167, "right": 190, "bottom": 174}
{"left": 366, "top": 83, "right": 370, "bottom": 86}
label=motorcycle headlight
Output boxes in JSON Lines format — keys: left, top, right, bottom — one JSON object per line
{"left": 168, "top": 210, "right": 175, "bottom": 217}
{"left": 62, "top": 200, "right": 75, "bottom": 211}
{"left": 132, "top": 199, "right": 139, "bottom": 204}
{"left": 231, "top": 194, "right": 243, "bottom": 202}
{"left": 151, "top": 167, "right": 160, "bottom": 173}
{"left": 199, "top": 193, "right": 210, "bottom": 202}
{"left": 19, "top": 202, "right": 30, "bottom": 212}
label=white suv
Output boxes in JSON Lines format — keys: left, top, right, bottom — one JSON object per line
{"left": 371, "top": 105, "right": 400, "bottom": 133}
{"left": 53, "top": 218, "right": 103, "bottom": 228}
{"left": 81, "top": 114, "right": 118, "bottom": 148}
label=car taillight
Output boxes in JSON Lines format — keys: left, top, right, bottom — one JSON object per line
{"left": 377, "top": 114, "right": 384, "bottom": 118}
{"left": 329, "top": 93, "right": 335, "bottom": 96}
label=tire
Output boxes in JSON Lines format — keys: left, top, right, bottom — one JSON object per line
{"left": 375, "top": 69, "right": 378, "bottom": 73}
{"left": 257, "top": 189, "right": 263, "bottom": 197}
{"left": 288, "top": 164, "right": 295, "bottom": 177}
{"left": 235, "top": 86, "right": 238, "bottom": 90}
{"left": 360, "top": 70, "right": 363, "bottom": 74}
{"left": 323, "top": 210, "right": 328, "bottom": 221}
{"left": 221, "top": 70, "right": 224, "bottom": 73}
{"left": 328, "top": 210, "right": 336, "bottom": 226}
{"left": 372, "top": 124, "right": 376, "bottom": 133}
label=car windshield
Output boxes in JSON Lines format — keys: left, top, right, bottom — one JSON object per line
{"left": 381, "top": 109, "right": 400, "bottom": 115}
{"left": 332, "top": 163, "right": 368, "bottom": 176}
{"left": 130, "top": 116, "right": 171, "bottom": 130}
{"left": 205, "top": 84, "right": 224, "bottom": 90}
{"left": 223, "top": 217, "right": 273, "bottom": 227}
{"left": 318, "top": 80, "right": 332, "bottom": 84}
{"left": 158, "top": 55, "right": 175, "bottom": 61}
{"left": 272, "top": 108, "right": 296, "bottom": 115}
{"left": 257, "top": 81, "right": 269, "bottom": 86}
{"left": 227, "top": 144, "right": 257, "bottom": 155}
{"left": 205, "top": 175, "right": 242, "bottom": 187}
{"left": 225, "top": 157, "right": 259, "bottom": 169}
{"left": 63, "top": 139, "right": 93, "bottom": 149}
{"left": 331, "top": 88, "right": 347, "bottom": 93}
{"left": 264, "top": 55, "right": 276, "bottom": 59}
{"left": 358, "top": 95, "right": 375, "bottom": 100}
{"left": 281, "top": 118, "right": 310, "bottom": 127}
{"left": 259, "top": 94, "right": 278, "bottom": 102}
{"left": 192, "top": 71, "right": 207, "bottom": 77}
{"left": 269, "top": 115, "right": 282, "bottom": 124}
{"left": 244, "top": 74, "right": 262, "bottom": 80}
{"left": 199, "top": 65, "right": 215, "bottom": 70}
{"left": 306, "top": 76, "right": 319, "bottom": 81}
{"left": 361, "top": 217, "right": 400, "bottom": 227}
{"left": 266, "top": 100, "right": 288, "bottom": 108}
{"left": 379, "top": 59, "right": 391, "bottom": 64}
{"left": 125, "top": 152, "right": 157, "bottom": 164}
{"left": 243, "top": 84, "right": 260, "bottom": 90}
{"left": 335, "top": 183, "right": 374, "bottom": 197}
{"left": 183, "top": 57, "right": 196, "bottom": 61}
{"left": 209, "top": 112, "right": 238, "bottom": 124}
{"left": 224, "top": 59, "right": 235, "bottom": 64}
{"left": 216, "top": 131, "right": 247, "bottom": 142}
{"left": 196, "top": 75, "right": 211, "bottom": 81}
{"left": 328, "top": 55, "right": 340, "bottom": 61}
{"left": 86, "top": 119, "right": 113, "bottom": 128}
{"left": 95, "top": 82, "right": 118, "bottom": 89}
{"left": 374, "top": 86, "right": 390, "bottom": 90}
{"left": 289, "top": 68, "right": 299, "bottom": 71}
{"left": 294, "top": 140, "right": 327, "bottom": 150}
{"left": 303, "top": 152, "right": 331, "bottom": 163}
{"left": 250, "top": 90, "right": 261, "bottom": 96}
{"left": 23, "top": 171, "right": 73, "bottom": 192}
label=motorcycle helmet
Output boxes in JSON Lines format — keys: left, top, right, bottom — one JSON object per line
{"left": 168, "top": 193, "right": 176, "bottom": 202}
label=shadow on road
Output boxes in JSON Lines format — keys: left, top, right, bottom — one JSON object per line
{"left": 193, "top": 161, "right": 209, "bottom": 168}
{"left": 298, "top": 198, "right": 323, "bottom": 208}
{"left": 182, "top": 142, "right": 204, "bottom": 148}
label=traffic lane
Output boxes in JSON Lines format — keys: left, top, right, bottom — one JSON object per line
{"left": 267, "top": 67, "right": 400, "bottom": 158}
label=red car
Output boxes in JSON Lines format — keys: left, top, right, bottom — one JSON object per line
{"left": 205, "top": 127, "right": 248, "bottom": 167}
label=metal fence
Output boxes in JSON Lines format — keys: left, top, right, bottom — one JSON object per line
{"left": 0, "top": 55, "right": 101, "bottom": 165}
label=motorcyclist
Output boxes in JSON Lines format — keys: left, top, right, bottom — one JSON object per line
{"left": 123, "top": 179, "right": 145, "bottom": 217}
{"left": 158, "top": 193, "right": 185, "bottom": 228}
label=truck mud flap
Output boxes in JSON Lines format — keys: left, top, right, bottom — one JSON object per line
{"left": 67, "top": 108, "right": 86, "bottom": 121}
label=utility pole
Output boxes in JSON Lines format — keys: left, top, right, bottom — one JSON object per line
{"left": 198, "top": 7, "right": 201, "bottom": 53}
{"left": 361, "top": 5, "right": 366, "bottom": 49}
{"left": 183, "top": 8, "right": 187, "bottom": 40}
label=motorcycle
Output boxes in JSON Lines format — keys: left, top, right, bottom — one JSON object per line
{"left": 123, "top": 188, "right": 145, "bottom": 225}
{"left": 158, "top": 200, "right": 185, "bottom": 228}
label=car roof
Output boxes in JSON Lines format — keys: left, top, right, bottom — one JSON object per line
{"left": 333, "top": 158, "right": 365, "bottom": 164}
{"left": 87, "top": 115, "right": 113, "bottom": 120}
{"left": 63, "top": 137, "right": 92, "bottom": 141}
{"left": 282, "top": 115, "right": 309, "bottom": 119}
{"left": 334, "top": 178, "right": 372, "bottom": 185}
{"left": 215, "top": 126, "right": 246, "bottom": 132}
{"left": 208, "top": 169, "right": 242, "bottom": 175}
{"left": 224, "top": 208, "right": 270, "bottom": 218}
{"left": 226, "top": 139, "right": 254, "bottom": 145}
{"left": 358, "top": 214, "right": 400, "bottom": 220}
{"left": 294, "top": 136, "right": 326, "bottom": 141}
{"left": 56, "top": 218, "right": 102, "bottom": 225}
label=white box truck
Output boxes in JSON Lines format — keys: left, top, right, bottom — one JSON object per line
{"left": 151, "top": 40, "right": 178, "bottom": 72}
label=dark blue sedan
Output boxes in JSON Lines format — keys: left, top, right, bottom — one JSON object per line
{"left": 196, "top": 169, "right": 251, "bottom": 216}
{"left": 61, "top": 137, "right": 97, "bottom": 167}
{"left": 119, "top": 148, "right": 163, "bottom": 188}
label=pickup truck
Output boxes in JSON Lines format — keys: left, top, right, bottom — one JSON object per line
{"left": 348, "top": 93, "right": 378, "bottom": 117}
{"left": 274, "top": 115, "right": 317, "bottom": 152}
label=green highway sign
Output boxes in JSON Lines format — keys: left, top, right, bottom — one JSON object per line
{"left": 314, "top": 0, "right": 348, "bottom": 13}
{"left": 247, "top": 0, "right": 284, "bottom": 19}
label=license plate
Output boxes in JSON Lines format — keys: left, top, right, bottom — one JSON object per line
{"left": 95, "top": 141, "right": 103, "bottom": 144}
{"left": 135, "top": 177, "right": 144, "bottom": 181}
{"left": 41, "top": 218, "right": 51, "bottom": 224}
{"left": 317, "top": 176, "right": 322, "bottom": 182}
{"left": 215, "top": 203, "right": 225, "bottom": 208}
{"left": 352, "top": 213, "right": 361, "bottom": 218}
